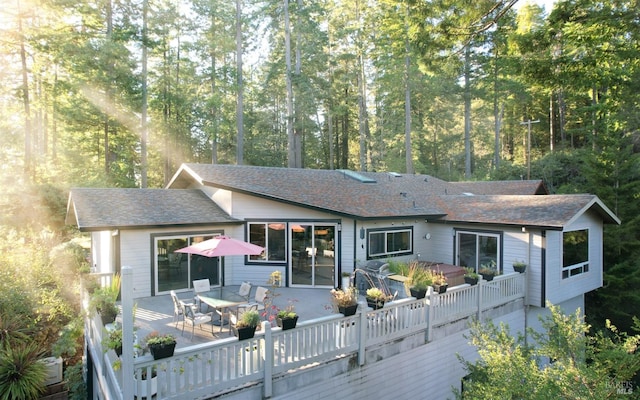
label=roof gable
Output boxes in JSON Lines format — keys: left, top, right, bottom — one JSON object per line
{"left": 66, "top": 188, "right": 239, "bottom": 231}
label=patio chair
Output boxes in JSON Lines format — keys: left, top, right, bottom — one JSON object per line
{"left": 229, "top": 303, "right": 259, "bottom": 336}
{"left": 170, "top": 290, "right": 194, "bottom": 328}
{"left": 249, "top": 286, "right": 268, "bottom": 313}
{"left": 193, "top": 279, "right": 211, "bottom": 312}
{"left": 181, "top": 301, "right": 214, "bottom": 339}
{"left": 214, "top": 282, "right": 253, "bottom": 332}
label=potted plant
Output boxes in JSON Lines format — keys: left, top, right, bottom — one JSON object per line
{"left": 463, "top": 267, "right": 479, "bottom": 285}
{"left": 102, "top": 328, "right": 123, "bottom": 356}
{"left": 479, "top": 266, "right": 497, "bottom": 281}
{"left": 276, "top": 299, "right": 298, "bottom": 330}
{"left": 144, "top": 331, "right": 177, "bottom": 360}
{"left": 234, "top": 310, "right": 261, "bottom": 340}
{"left": 430, "top": 271, "right": 448, "bottom": 294}
{"left": 404, "top": 261, "right": 431, "bottom": 299}
{"left": 513, "top": 261, "right": 527, "bottom": 273}
{"left": 330, "top": 287, "right": 358, "bottom": 316}
{"left": 365, "top": 287, "right": 390, "bottom": 310}
{"left": 89, "top": 274, "right": 121, "bottom": 326}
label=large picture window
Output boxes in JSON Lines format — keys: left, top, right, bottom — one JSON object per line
{"left": 368, "top": 228, "right": 412, "bottom": 258}
{"left": 562, "top": 229, "right": 589, "bottom": 279}
{"left": 456, "top": 230, "right": 501, "bottom": 274}
{"left": 248, "top": 222, "right": 286, "bottom": 262}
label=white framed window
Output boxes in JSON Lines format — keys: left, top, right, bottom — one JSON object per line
{"left": 248, "top": 222, "right": 287, "bottom": 262}
{"left": 368, "top": 228, "right": 412, "bottom": 258}
{"left": 562, "top": 229, "right": 589, "bottom": 279}
{"left": 456, "top": 230, "right": 502, "bottom": 274}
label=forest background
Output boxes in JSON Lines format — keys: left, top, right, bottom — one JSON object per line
{"left": 0, "top": 0, "right": 639, "bottom": 345}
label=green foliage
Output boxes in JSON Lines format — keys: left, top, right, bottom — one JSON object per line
{"left": 237, "top": 310, "right": 260, "bottom": 329}
{"left": 456, "top": 303, "right": 640, "bottom": 399}
{"left": 64, "top": 362, "right": 87, "bottom": 400}
{"left": 0, "top": 342, "right": 47, "bottom": 400}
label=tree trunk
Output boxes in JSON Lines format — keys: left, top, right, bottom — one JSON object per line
{"left": 404, "top": 35, "right": 413, "bottom": 174}
{"left": 140, "top": 0, "right": 148, "bottom": 187}
{"left": 18, "top": 0, "right": 32, "bottom": 176}
{"left": 284, "top": 0, "right": 296, "bottom": 168}
{"left": 464, "top": 45, "right": 472, "bottom": 178}
{"left": 236, "top": 0, "right": 244, "bottom": 165}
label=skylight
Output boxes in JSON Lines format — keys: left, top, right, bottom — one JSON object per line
{"left": 338, "top": 170, "right": 377, "bottom": 183}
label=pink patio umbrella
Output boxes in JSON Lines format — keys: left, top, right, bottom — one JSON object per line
{"left": 175, "top": 236, "right": 264, "bottom": 258}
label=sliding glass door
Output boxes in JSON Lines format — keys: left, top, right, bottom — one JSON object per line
{"left": 290, "top": 223, "right": 336, "bottom": 287}
{"left": 155, "top": 235, "right": 220, "bottom": 294}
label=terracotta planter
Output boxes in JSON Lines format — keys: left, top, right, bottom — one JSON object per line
{"left": 149, "top": 342, "right": 176, "bottom": 360}
{"left": 276, "top": 316, "right": 298, "bottom": 330}
{"left": 410, "top": 287, "right": 427, "bottom": 299}
{"left": 338, "top": 304, "right": 358, "bottom": 316}
{"left": 234, "top": 325, "right": 257, "bottom": 340}
{"left": 366, "top": 297, "right": 385, "bottom": 310}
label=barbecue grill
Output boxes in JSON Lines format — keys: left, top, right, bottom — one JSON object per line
{"left": 356, "top": 260, "right": 391, "bottom": 291}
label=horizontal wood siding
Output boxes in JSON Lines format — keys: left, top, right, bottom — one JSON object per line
{"left": 546, "top": 211, "right": 603, "bottom": 306}
{"left": 424, "top": 223, "right": 454, "bottom": 264}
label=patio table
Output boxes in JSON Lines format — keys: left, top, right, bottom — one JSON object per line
{"left": 197, "top": 295, "right": 245, "bottom": 326}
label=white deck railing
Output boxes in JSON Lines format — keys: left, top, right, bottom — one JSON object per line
{"left": 87, "top": 271, "right": 525, "bottom": 399}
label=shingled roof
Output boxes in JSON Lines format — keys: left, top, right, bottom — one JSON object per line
{"left": 66, "top": 188, "right": 240, "bottom": 231}
{"left": 167, "top": 164, "right": 552, "bottom": 221}
{"left": 431, "top": 194, "right": 620, "bottom": 229}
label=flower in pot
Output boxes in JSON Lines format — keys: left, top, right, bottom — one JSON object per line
{"left": 102, "top": 328, "right": 123, "bottom": 356}
{"left": 330, "top": 287, "right": 358, "bottom": 316}
{"left": 144, "top": 331, "right": 177, "bottom": 360}
{"left": 513, "top": 261, "right": 527, "bottom": 273}
{"left": 463, "top": 267, "right": 479, "bottom": 285}
{"left": 235, "top": 310, "right": 261, "bottom": 340}
{"left": 365, "top": 287, "right": 390, "bottom": 310}
{"left": 430, "top": 271, "right": 448, "bottom": 294}
{"left": 276, "top": 298, "right": 299, "bottom": 330}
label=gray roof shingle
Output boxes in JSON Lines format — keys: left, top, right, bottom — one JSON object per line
{"left": 67, "top": 188, "right": 240, "bottom": 231}
{"left": 170, "top": 164, "right": 619, "bottom": 227}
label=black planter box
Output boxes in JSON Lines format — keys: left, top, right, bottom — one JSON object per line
{"left": 366, "top": 298, "right": 385, "bottom": 310}
{"left": 410, "top": 288, "right": 427, "bottom": 299}
{"left": 234, "top": 326, "right": 257, "bottom": 340}
{"left": 276, "top": 316, "right": 298, "bottom": 330}
{"left": 149, "top": 342, "right": 176, "bottom": 360}
{"left": 464, "top": 276, "right": 478, "bottom": 285}
{"left": 432, "top": 284, "right": 448, "bottom": 294}
{"left": 338, "top": 304, "right": 358, "bottom": 316}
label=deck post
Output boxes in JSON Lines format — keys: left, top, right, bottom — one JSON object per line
{"left": 121, "top": 266, "right": 134, "bottom": 400}
{"left": 358, "top": 301, "right": 367, "bottom": 366}
{"left": 263, "top": 321, "right": 273, "bottom": 398}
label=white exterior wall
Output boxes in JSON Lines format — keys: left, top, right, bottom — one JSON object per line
{"left": 91, "top": 230, "right": 113, "bottom": 273}
{"left": 545, "top": 210, "right": 603, "bottom": 306}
